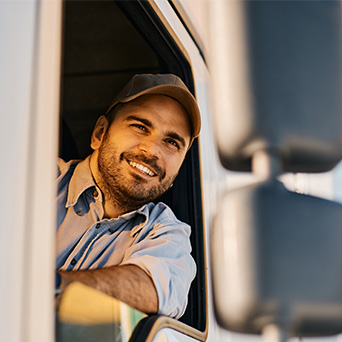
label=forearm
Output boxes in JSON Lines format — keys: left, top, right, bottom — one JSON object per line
{"left": 58, "top": 264, "right": 158, "bottom": 314}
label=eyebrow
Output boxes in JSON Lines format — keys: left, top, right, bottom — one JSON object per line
{"left": 125, "top": 115, "right": 187, "bottom": 148}
{"left": 125, "top": 115, "right": 153, "bottom": 128}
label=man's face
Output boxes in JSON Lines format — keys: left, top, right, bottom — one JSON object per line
{"left": 91, "top": 94, "right": 191, "bottom": 211}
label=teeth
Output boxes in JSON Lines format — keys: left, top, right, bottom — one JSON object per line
{"left": 129, "top": 161, "right": 155, "bottom": 176}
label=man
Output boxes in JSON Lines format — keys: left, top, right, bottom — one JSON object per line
{"left": 56, "top": 74, "right": 201, "bottom": 319}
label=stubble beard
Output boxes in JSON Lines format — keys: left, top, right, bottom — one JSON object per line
{"left": 97, "top": 137, "right": 176, "bottom": 213}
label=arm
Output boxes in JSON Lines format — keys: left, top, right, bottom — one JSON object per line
{"left": 120, "top": 206, "right": 197, "bottom": 318}
{"left": 58, "top": 264, "right": 158, "bottom": 314}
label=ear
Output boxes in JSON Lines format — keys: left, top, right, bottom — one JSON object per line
{"left": 90, "top": 115, "right": 109, "bottom": 150}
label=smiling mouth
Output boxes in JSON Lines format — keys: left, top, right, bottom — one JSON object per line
{"left": 128, "top": 160, "right": 156, "bottom": 177}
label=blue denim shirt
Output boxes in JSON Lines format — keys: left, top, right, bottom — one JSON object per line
{"left": 56, "top": 157, "right": 196, "bottom": 318}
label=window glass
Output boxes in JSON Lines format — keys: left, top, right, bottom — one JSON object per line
{"left": 57, "top": 283, "right": 145, "bottom": 342}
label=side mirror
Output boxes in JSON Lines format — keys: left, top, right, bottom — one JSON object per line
{"left": 209, "top": 1, "right": 342, "bottom": 340}
{"left": 209, "top": 1, "right": 342, "bottom": 173}
{"left": 212, "top": 180, "right": 342, "bottom": 337}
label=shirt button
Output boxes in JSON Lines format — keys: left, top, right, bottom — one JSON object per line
{"left": 71, "top": 258, "right": 77, "bottom": 266}
{"left": 96, "top": 223, "right": 101, "bottom": 229}
{"left": 93, "top": 189, "right": 98, "bottom": 198}
{"left": 76, "top": 211, "right": 83, "bottom": 216}
{"left": 108, "top": 228, "right": 114, "bottom": 234}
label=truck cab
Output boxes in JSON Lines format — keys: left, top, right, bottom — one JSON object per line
{"left": 1, "top": 1, "right": 341, "bottom": 341}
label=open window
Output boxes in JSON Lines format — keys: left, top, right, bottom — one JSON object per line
{"left": 59, "top": 0, "right": 206, "bottom": 340}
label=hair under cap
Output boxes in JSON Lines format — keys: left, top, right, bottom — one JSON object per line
{"left": 105, "top": 74, "right": 201, "bottom": 140}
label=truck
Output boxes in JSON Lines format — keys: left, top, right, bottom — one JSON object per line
{"left": 1, "top": 0, "right": 341, "bottom": 341}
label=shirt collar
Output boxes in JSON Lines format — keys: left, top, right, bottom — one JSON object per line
{"left": 65, "top": 156, "right": 154, "bottom": 233}
{"left": 110, "top": 203, "right": 155, "bottom": 237}
{"left": 66, "top": 156, "right": 99, "bottom": 208}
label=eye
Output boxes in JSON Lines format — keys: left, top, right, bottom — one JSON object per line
{"left": 131, "top": 123, "right": 148, "bottom": 132}
{"left": 166, "top": 138, "right": 180, "bottom": 150}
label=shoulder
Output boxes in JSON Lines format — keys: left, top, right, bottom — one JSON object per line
{"left": 146, "top": 202, "right": 191, "bottom": 236}
{"left": 57, "top": 158, "right": 80, "bottom": 178}
{"left": 57, "top": 158, "right": 81, "bottom": 191}
{"left": 147, "top": 202, "right": 180, "bottom": 222}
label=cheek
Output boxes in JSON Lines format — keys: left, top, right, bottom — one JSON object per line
{"left": 165, "top": 155, "right": 186, "bottom": 177}
{"left": 106, "top": 130, "right": 139, "bottom": 152}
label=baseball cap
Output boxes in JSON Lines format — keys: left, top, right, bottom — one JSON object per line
{"left": 105, "top": 74, "right": 201, "bottom": 140}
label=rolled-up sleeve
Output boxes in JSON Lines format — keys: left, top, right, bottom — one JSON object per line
{"left": 120, "top": 203, "right": 197, "bottom": 319}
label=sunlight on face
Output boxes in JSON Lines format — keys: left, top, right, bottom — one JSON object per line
{"left": 93, "top": 95, "right": 191, "bottom": 213}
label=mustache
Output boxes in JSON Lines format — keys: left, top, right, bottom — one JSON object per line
{"left": 121, "top": 152, "right": 165, "bottom": 180}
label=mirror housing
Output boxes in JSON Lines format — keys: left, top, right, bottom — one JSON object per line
{"left": 212, "top": 180, "right": 342, "bottom": 336}
{"left": 209, "top": 1, "right": 342, "bottom": 172}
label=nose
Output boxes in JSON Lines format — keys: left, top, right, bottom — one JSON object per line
{"left": 138, "top": 135, "right": 161, "bottom": 159}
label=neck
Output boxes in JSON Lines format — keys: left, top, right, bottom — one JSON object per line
{"left": 103, "top": 201, "right": 126, "bottom": 219}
